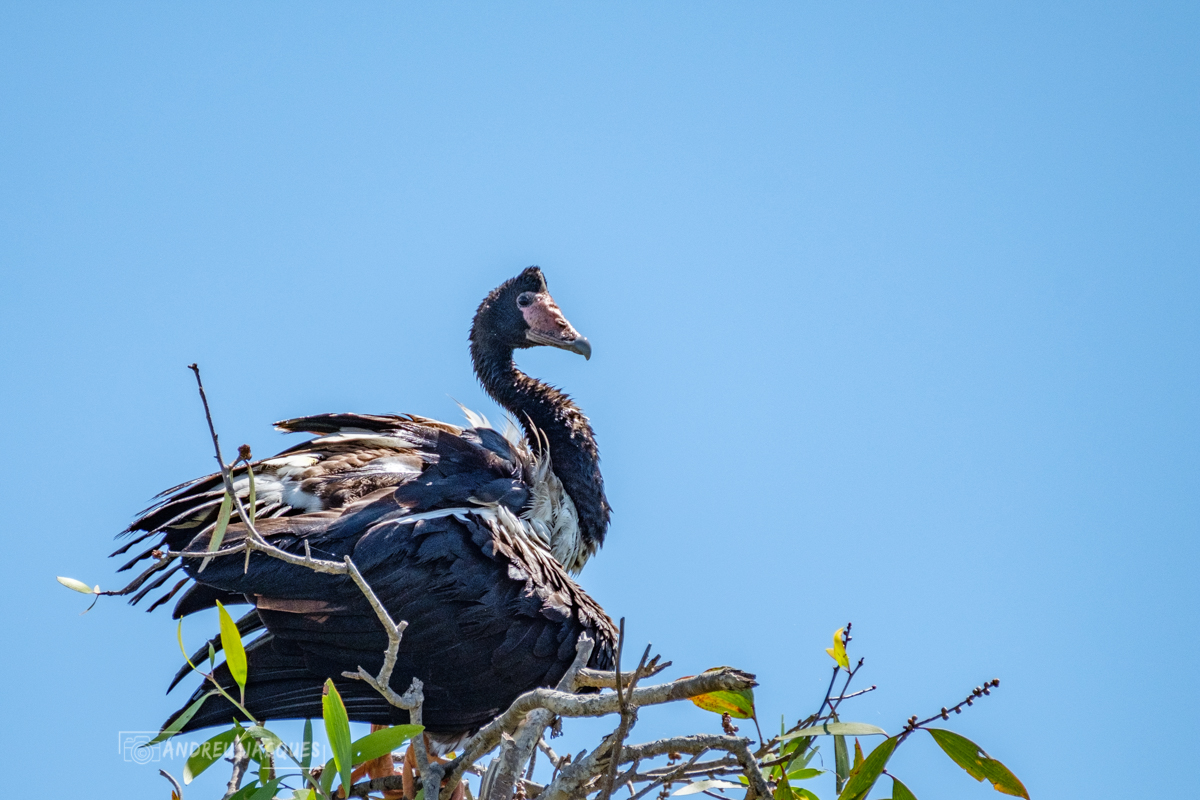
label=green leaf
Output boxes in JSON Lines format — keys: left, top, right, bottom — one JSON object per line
{"left": 56, "top": 576, "right": 96, "bottom": 594}
{"left": 673, "top": 780, "right": 744, "bottom": 795}
{"left": 781, "top": 723, "right": 888, "bottom": 741}
{"left": 175, "top": 620, "right": 202, "bottom": 683}
{"left": 852, "top": 739, "right": 864, "bottom": 771}
{"left": 350, "top": 724, "right": 424, "bottom": 766}
{"left": 301, "top": 718, "right": 314, "bottom": 770}
{"left": 774, "top": 773, "right": 794, "bottom": 800}
{"left": 184, "top": 727, "right": 239, "bottom": 783}
{"left": 225, "top": 780, "right": 261, "bottom": 800}
{"left": 793, "top": 790, "right": 820, "bottom": 800}
{"left": 891, "top": 775, "right": 918, "bottom": 800}
{"left": 927, "top": 729, "right": 1029, "bottom": 799}
{"left": 216, "top": 600, "right": 248, "bottom": 694}
{"left": 834, "top": 735, "right": 849, "bottom": 795}
{"left": 150, "top": 691, "right": 215, "bottom": 744}
{"left": 787, "top": 768, "right": 822, "bottom": 781}
{"left": 227, "top": 778, "right": 283, "bottom": 800}
{"left": 320, "top": 758, "right": 338, "bottom": 796}
{"left": 200, "top": 491, "right": 234, "bottom": 572}
{"left": 249, "top": 777, "right": 282, "bottom": 800}
{"left": 837, "top": 737, "right": 897, "bottom": 800}
{"left": 786, "top": 742, "right": 818, "bottom": 773}
{"left": 322, "top": 679, "right": 354, "bottom": 797}
{"left": 244, "top": 724, "right": 285, "bottom": 769}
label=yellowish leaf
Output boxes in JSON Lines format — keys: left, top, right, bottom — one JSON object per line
{"left": 690, "top": 688, "right": 756, "bottom": 719}
{"left": 825, "top": 628, "right": 850, "bottom": 670}
{"left": 56, "top": 576, "right": 95, "bottom": 594}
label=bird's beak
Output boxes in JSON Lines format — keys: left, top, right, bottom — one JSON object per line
{"left": 561, "top": 335, "right": 591, "bottom": 360}
{"left": 522, "top": 294, "right": 592, "bottom": 360}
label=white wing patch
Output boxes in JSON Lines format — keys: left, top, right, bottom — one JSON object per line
{"left": 261, "top": 455, "right": 320, "bottom": 469}
{"left": 367, "top": 457, "right": 423, "bottom": 475}
{"left": 522, "top": 450, "right": 585, "bottom": 575}
{"left": 456, "top": 402, "right": 492, "bottom": 431}
{"left": 457, "top": 405, "right": 587, "bottom": 573}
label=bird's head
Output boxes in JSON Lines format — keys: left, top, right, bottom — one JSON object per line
{"left": 471, "top": 266, "right": 591, "bottom": 360}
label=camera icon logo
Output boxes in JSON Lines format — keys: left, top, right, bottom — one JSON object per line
{"left": 118, "top": 732, "right": 162, "bottom": 764}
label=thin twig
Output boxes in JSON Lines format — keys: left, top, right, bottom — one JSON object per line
{"left": 897, "top": 679, "right": 1001, "bottom": 743}
{"left": 598, "top": 641, "right": 652, "bottom": 800}
{"left": 828, "top": 686, "right": 877, "bottom": 704}
{"left": 625, "top": 752, "right": 704, "bottom": 800}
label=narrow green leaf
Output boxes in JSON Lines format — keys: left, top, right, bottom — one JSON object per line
{"left": 773, "top": 773, "right": 793, "bottom": 800}
{"left": 150, "top": 691, "right": 215, "bottom": 744}
{"left": 216, "top": 600, "right": 248, "bottom": 693}
{"left": 793, "top": 789, "right": 820, "bottom": 800}
{"left": 57, "top": 576, "right": 96, "bottom": 594}
{"left": 927, "top": 729, "right": 1029, "bottom": 799}
{"left": 301, "top": 718, "right": 314, "bottom": 770}
{"left": 834, "top": 735, "right": 849, "bottom": 795}
{"left": 786, "top": 768, "right": 822, "bottom": 781}
{"left": 320, "top": 759, "right": 337, "bottom": 796}
{"left": 257, "top": 747, "right": 274, "bottom": 791}
{"left": 852, "top": 739, "right": 864, "bottom": 771}
{"left": 787, "top": 743, "right": 818, "bottom": 772}
{"left": 176, "top": 620, "right": 190, "bottom": 663}
{"left": 322, "top": 679, "right": 354, "bottom": 796}
{"left": 249, "top": 778, "right": 282, "bottom": 800}
{"left": 225, "top": 780, "right": 261, "bottom": 800}
{"left": 175, "top": 619, "right": 201, "bottom": 683}
{"left": 837, "top": 737, "right": 897, "bottom": 800}
{"left": 200, "top": 491, "right": 234, "bottom": 574}
{"left": 350, "top": 724, "right": 424, "bottom": 766}
{"left": 244, "top": 724, "right": 285, "bottom": 768}
{"left": 891, "top": 776, "right": 918, "bottom": 800}
{"left": 781, "top": 723, "right": 888, "bottom": 741}
{"left": 184, "top": 727, "right": 239, "bottom": 783}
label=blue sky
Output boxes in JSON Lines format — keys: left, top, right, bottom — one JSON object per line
{"left": 2, "top": 3, "right": 1196, "bottom": 798}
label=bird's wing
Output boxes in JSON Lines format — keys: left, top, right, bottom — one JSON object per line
{"left": 112, "top": 412, "right": 533, "bottom": 612}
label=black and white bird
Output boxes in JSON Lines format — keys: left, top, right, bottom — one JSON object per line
{"left": 114, "top": 268, "right": 617, "bottom": 744}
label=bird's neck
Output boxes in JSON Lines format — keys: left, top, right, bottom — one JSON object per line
{"left": 471, "top": 341, "right": 609, "bottom": 559}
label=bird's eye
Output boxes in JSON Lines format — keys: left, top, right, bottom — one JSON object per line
{"left": 517, "top": 293, "right": 535, "bottom": 307}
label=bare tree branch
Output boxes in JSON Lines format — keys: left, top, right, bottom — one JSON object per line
{"left": 222, "top": 736, "right": 249, "bottom": 799}
{"left": 574, "top": 660, "right": 669, "bottom": 689}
